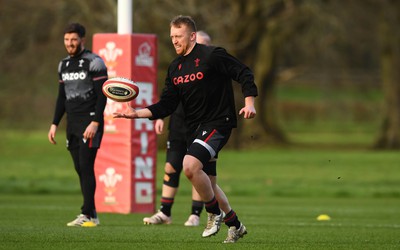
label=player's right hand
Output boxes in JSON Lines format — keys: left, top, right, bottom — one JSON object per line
{"left": 48, "top": 124, "right": 57, "bottom": 144}
{"left": 113, "top": 102, "right": 138, "bottom": 119}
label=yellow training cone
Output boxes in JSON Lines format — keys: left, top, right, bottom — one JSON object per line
{"left": 317, "top": 214, "right": 331, "bottom": 221}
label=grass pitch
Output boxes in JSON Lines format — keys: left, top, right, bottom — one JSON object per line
{"left": 0, "top": 130, "right": 399, "bottom": 249}
{"left": 0, "top": 195, "right": 399, "bottom": 250}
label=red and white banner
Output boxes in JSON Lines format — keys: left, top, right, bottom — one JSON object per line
{"left": 93, "top": 34, "right": 158, "bottom": 214}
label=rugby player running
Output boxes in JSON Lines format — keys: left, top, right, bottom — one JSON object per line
{"left": 114, "top": 16, "right": 257, "bottom": 243}
{"left": 144, "top": 31, "right": 233, "bottom": 228}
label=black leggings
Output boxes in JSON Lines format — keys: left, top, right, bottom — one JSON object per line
{"left": 66, "top": 115, "right": 103, "bottom": 218}
{"left": 69, "top": 145, "right": 98, "bottom": 218}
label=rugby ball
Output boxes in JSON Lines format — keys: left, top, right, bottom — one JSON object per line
{"left": 102, "top": 77, "right": 139, "bottom": 102}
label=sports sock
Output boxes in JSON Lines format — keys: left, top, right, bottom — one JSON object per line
{"left": 191, "top": 200, "right": 204, "bottom": 216}
{"left": 224, "top": 210, "right": 241, "bottom": 229}
{"left": 204, "top": 196, "right": 221, "bottom": 215}
{"left": 160, "top": 197, "right": 174, "bottom": 217}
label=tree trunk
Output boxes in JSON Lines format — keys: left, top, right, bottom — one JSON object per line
{"left": 374, "top": 3, "right": 400, "bottom": 149}
{"left": 253, "top": 28, "right": 288, "bottom": 144}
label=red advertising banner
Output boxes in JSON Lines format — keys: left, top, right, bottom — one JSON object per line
{"left": 93, "top": 34, "right": 158, "bottom": 214}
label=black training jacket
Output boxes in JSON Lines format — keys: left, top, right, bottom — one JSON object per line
{"left": 147, "top": 43, "right": 258, "bottom": 132}
{"left": 52, "top": 49, "right": 108, "bottom": 125}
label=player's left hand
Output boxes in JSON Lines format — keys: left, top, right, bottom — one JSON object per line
{"left": 154, "top": 119, "right": 165, "bottom": 134}
{"left": 239, "top": 105, "right": 256, "bottom": 119}
{"left": 83, "top": 121, "right": 99, "bottom": 140}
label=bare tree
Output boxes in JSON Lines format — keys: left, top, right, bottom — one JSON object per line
{"left": 374, "top": 0, "right": 400, "bottom": 149}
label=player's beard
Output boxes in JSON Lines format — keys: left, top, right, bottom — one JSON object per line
{"left": 66, "top": 43, "right": 83, "bottom": 57}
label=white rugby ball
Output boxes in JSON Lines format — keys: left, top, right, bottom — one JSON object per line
{"left": 102, "top": 77, "right": 139, "bottom": 102}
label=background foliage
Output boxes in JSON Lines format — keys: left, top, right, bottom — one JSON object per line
{"left": 0, "top": 0, "right": 399, "bottom": 149}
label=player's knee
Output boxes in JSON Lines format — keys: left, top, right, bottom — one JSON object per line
{"left": 183, "top": 161, "right": 195, "bottom": 179}
{"left": 165, "top": 162, "right": 178, "bottom": 173}
{"left": 183, "top": 157, "right": 202, "bottom": 180}
{"left": 183, "top": 167, "right": 192, "bottom": 179}
{"left": 163, "top": 171, "right": 180, "bottom": 188}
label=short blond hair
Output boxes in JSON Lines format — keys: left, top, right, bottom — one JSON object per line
{"left": 170, "top": 15, "right": 197, "bottom": 32}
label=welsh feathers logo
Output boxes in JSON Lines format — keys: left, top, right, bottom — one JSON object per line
{"left": 98, "top": 42, "right": 123, "bottom": 78}
{"left": 99, "top": 167, "right": 123, "bottom": 204}
{"left": 194, "top": 58, "right": 200, "bottom": 67}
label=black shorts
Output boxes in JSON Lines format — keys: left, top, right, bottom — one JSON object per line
{"left": 66, "top": 115, "right": 103, "bottom": 150}
{"left": 166, "top": 130, "right": 217, "bottom": 176}
{"left": 186, "top": 126, "right": 232, "bottom": 169}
